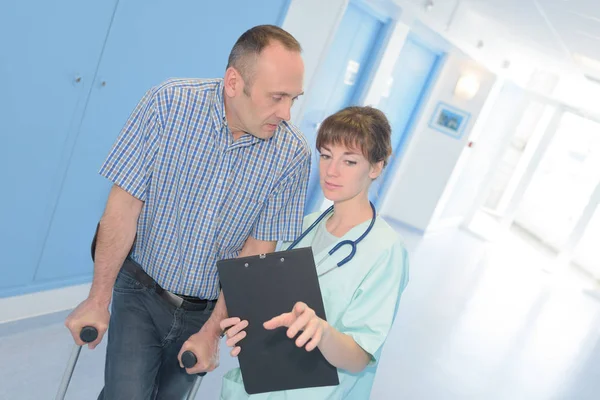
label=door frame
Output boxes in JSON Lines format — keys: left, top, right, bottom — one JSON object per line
{"left": 348, "top": 0, "right": 394, "bottom": 107}
{"left": 374, "top": 32, "right": 447, "bottom": 207}
{"left": 303, "top": 0, "right": 395, "bottom": 213}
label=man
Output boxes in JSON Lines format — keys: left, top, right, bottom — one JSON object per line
{"left": 65, "top": 25, "right": 310, "bottom": 399}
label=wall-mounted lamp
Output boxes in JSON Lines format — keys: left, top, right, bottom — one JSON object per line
{"left": 454, "top": 74, "right": 481, "bottom": 100}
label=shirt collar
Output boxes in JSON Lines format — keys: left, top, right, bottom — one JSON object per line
{"left": 211, "top": 79, "right": 227, "bottom": 131}
{"left": 211, "top": 79, "right": 270, "bottom": 150}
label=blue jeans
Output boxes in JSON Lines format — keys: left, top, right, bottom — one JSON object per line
{"left": 98, "top": 267, "right": 214, "bottom": 400}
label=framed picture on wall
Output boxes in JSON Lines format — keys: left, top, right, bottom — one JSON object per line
{"left": 428, "top": 102, "right": 471, "bottom": 139}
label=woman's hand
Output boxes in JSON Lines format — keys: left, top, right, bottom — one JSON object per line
{"left": 219, "top": 317, "right": 249, "bottom": 357}
{"left": 263, "top": 302, "right": 328, "bottom": 351}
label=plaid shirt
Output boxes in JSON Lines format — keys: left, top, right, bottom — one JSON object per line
{"left": 100, "top": 78, "right": 310, "bottom": 299}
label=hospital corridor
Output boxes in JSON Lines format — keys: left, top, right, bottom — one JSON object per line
{"left": 2, "top": 0, "right": 600, "bottom": 399}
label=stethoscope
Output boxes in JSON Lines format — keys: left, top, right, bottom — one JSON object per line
{"left": 286, "top": 202, "right": 377, "bottom": 277}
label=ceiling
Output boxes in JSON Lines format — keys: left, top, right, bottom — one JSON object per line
{"left": 394, "top": 0, "right": 600, "bottom": 83}
{"left": 467, "top": 0, "right": 600, "bottom": 77}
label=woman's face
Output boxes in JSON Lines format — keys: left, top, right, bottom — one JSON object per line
{"left": 318, "top": 143, "right": 383, "bottom": 203}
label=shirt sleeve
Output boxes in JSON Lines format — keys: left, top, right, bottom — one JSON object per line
{"left": 338, "top": 240, "right": 410, "bottom": 364}
{"left": 98, "top": 86, "right": 163, "bottom": 201}
{"left": 251, "top": 146, "right": 311, "bottom": 242}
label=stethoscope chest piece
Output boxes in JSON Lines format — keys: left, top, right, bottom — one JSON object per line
{"left": 287, "top": 202, "right": 376, "bottom": 276}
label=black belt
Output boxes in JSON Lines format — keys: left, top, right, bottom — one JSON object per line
{"left": 121, "top": 258, "right": 216, "bottom": 312}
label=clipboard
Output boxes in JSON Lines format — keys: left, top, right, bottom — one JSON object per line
{"left": 217, "top": 247, "right": 339, "bottom": 395}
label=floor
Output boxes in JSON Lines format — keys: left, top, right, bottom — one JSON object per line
{"left": 2, "top": 222, "right": 600, "bottom": 399}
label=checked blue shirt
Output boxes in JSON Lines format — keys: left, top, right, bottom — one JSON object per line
{"left": 99, "top": 78, "right": 310, "bottom": 299}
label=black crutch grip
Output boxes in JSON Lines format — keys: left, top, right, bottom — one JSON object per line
{"left": 79, "top": 326, "right": 98, "bottom": 343}
{"left": 181, "top": 351, "right": 207, "bottom": 376}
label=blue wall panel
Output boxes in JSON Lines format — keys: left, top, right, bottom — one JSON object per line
{"left": 0, "top": 1, "right": 119, "bottom": 292}
{"left": 1, "top": 0, "right": 291, "bottom": 297}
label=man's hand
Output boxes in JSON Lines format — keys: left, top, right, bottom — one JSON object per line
{"left": 176, "top": 236, "right": 276, "bottom": 373}
{"left": 263, "top": 302, "right": 328, "bottom": 352}
{"left": 64, "top": 185, "right": 141, "bottom": 350}
{"left": 64, "top": 298, "right": 110, "bottom": 349}
{"left": 177, "top": 330, "right": 220, "bottom": 374}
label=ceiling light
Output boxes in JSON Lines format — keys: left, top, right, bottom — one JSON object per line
{"left": 573, "top": 53, "right": 600, "bottom": 72}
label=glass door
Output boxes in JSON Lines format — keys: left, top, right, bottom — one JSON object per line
{"left": 513, "top": 112, "right": 600, "bottom": 249}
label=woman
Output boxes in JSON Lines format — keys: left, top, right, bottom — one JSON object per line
{"left": 219, "top": 106, "right": 409, "bottom": 399}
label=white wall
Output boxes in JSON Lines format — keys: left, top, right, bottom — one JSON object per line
{"left": 436, "top": 82, "right": 529, "bottom": 226}
{"left": 379, "top": 51, "right": 497, "bottom": 232}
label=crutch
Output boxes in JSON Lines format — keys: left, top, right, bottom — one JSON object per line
{"left": 181, "top": 350, "right": 207, "bottom": 399}
{"left": 55, "top": 326, "right": 98, "bottom": 400}
{"left": 55, "top": 330, "right": 205, "bottom": 399}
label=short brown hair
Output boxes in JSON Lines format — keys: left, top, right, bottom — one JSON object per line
{"left": 227, "top": 25, "right": 302, "bottom": 94}
{"left": 316, "top": 106, "right": 392, "bottom": 167}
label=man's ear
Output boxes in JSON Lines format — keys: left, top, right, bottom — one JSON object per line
{"left": 224, "top": 67, "right": 241, "bottom": 98}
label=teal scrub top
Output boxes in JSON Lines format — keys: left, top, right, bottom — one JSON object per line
{"left": 220, "top": 211, "right": 410, "bottom": 399}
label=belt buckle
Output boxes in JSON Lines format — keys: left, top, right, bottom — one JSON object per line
{"left": 162, "top": 290, "right": 184, "bottom": 308}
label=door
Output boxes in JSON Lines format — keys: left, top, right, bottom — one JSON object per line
{"left": 513, "top": 112, "right": 600, "bottom": 249}
{"left": 373, "top": 34, "right": 443, "bottom": 206}
{"left": 0, "top": 1, "right": 118, "bottom": 293}
{"left": 34, "top": 0, "right": 292, "bottom": 283}
{"left": 299, "top": 1, "right": 388, "bottom": 213}
{"left": 573, "top": 202, "right": 600, "bottom": 278}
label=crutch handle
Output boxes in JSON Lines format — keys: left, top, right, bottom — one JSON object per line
{"left": 80, "top": 326, "right": 98, "bottom": 343}
{"left": 181, "top": 351, "right": 207, "bottom": 377}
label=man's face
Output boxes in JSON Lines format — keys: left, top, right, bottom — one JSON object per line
{"left": 226, "top": 42, "right": 304, "bottom": 139}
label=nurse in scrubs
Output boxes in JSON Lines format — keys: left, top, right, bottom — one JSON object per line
{"left": 219, "top": 106, "right": 409, "bottom": 399}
